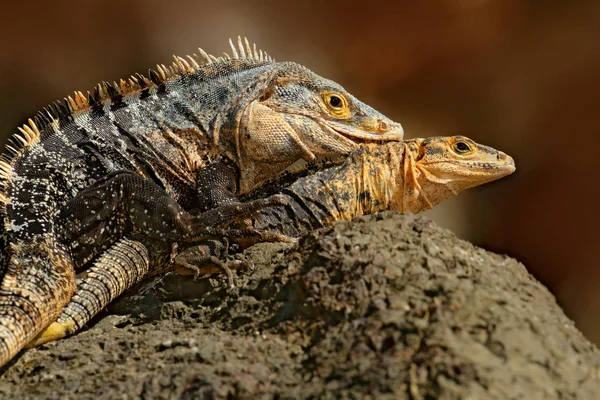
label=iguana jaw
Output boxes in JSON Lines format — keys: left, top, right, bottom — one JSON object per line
{"left": 322, "top": 119, "right": 404, "bottom": 142}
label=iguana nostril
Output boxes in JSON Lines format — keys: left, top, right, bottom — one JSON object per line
{"left": 378, "top": 120, "right": 389, "bottom": 132}
{"left": 497, "top": 152, "right": 507, "bottom": 161}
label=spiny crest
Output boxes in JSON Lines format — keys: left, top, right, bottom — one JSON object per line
{"left": 0, "top": 119, "right": 42, "bottom": 210}
{"left": 36, "top": 36, "right": 273, "bottom": 122}
{"left": 38, "top": 36, "right": 272, "bottom": 121}
{"left": 152, "top": 36, "right": 274, "bottom": 82}
{"left": 0, "top": 37, "right": 274, "bottom": 211}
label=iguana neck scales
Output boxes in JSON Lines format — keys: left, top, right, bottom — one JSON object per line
{"left": 0, "top": 37, "right": 403, "bottom": 367}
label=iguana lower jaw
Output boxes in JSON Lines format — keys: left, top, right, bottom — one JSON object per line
{"left": 322, "top": 119, "right": 404, "bottom": 142}
{"left": 281, "top": 108, "right": 404, "bottom": 155}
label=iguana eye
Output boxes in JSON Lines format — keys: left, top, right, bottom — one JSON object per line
{"left": 454, "top": 141, "right": 472, "bottom": 154}
{"left": 329, "top": 95, "right": 343, "bottom": 108}
{"left": 323, "top": 92, "right": 348, "bottom": 115}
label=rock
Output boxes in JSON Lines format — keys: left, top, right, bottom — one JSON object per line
{"left": 1, "top": 213, "right": 598, "bottom": 399}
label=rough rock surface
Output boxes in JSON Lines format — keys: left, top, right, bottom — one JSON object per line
{"left": 0, "top": 213, "right": 598, "bottom": 399}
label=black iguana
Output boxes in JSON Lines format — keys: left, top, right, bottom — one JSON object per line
{"left": 0, "top": 37, "right": 403, "bottom": 367}
{"left": 26, "top": 135, "right": 515, "bottom": 355}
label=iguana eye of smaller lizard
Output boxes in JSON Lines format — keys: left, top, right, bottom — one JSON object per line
{"left": 454, "top": 141, "right": 472, "bottom": 154}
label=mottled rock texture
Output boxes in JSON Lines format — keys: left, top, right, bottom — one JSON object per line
{"left": 1, "top": 212, "right": 598, "bottom": 399}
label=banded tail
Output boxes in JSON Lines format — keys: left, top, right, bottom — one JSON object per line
{"left": 0, "top": 235, "right": 75, "bottom": 366}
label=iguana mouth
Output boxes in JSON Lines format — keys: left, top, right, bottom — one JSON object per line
{"left": 423, "top": 159, "right": 516, "bottom": 173}
{"left": 323, "top": 120, "right": 404, "bottom": 143}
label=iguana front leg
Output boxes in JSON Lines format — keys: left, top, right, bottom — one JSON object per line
{"left": 61, "top": 170, "right": 286, "bottom": 266}
{"left": 194, "top": 159, "right": 240, "bottom": 212}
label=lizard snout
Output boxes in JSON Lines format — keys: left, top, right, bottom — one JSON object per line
{"left": 375, "top": 120, "right": 403, "bottom": 139}
{"left": 497, "top": 151, "right": 516, "bottom": 172}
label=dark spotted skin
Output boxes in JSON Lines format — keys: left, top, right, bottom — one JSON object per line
{"left": 0, "top": 60, "right": 278, "bottom": 366}
{"left": 60, "top": 170, "right": 268, "bottom": 268}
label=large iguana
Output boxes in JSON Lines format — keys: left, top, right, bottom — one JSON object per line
{"left": 0, "top": 38, "right": 404, "bottom": 367}
{"left": 25, "top": 135, "right": 515, "bottom": 359}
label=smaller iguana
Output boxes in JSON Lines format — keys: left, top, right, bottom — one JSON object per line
{"left": 28, "top": 135, "right": 514, "bottom": 352}
{"left": 249, "top": 135, "right": 515, "bottom": 237}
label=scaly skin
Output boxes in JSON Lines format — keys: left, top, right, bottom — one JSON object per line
{"left": 0, "top": 37, "right": 403, "bottom": 367}
{"left": 28, "top": 135, "right": 514, "bottom": 351}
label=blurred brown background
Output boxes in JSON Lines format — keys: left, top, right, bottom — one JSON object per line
{"left": 0, "top": 1, "right": 598, "bottom": 344}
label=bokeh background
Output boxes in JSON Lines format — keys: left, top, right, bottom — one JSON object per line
{"left": 1, "top": 1, "right": 599, "bottom": 344}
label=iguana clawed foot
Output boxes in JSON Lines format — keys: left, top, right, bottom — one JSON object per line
{"left": 172, "top": 244, "right": 251, "bottom": 289}
{"left": 171, "top": 194, "right": 294, "bottom": 288}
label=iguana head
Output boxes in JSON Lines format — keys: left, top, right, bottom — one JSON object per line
{"left": 339, "top": 136, "right": 514, "bottom": 217}
{"left": 234, "top": 61, "right": 403, "bottom": 193}
{"left": 398, "top": 135, "right": 516, "bottom": 213}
